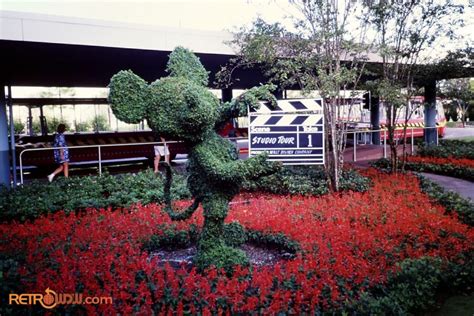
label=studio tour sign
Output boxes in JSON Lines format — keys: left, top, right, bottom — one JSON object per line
{"left": 249, "top": 99, "right": 324, "bottom": 165}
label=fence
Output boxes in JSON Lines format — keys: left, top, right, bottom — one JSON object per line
{"left": 18, "top": 140, "right": 181, "bottom": 185}
{"left": 345, "top": 126, "right": 439, "bottom": 162}
{"left": 17, "top": 127, "right": 440, "bottom": 184}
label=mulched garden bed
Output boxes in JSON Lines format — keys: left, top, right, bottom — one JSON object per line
{"left": 150, "top": 243, "right": 295, "bottom": 269}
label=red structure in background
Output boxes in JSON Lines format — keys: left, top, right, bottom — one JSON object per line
{"left": 14, "top": 96, "right": 447, "bottom": 173}
{"left": 377, "top": 96, "right": 447, "bottom": 139}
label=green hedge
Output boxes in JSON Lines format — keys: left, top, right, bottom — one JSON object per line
{"left": 142, "top": 224, "right": 200, "bottom": 252}
{"left": 417, "top": 175, "right": 474, "bottom": 226}
{"left": 243, "top": 166, "right": 370, "bottom": 195}
{"left": 373, "top": 139, "right": 474, "bottom": 181}
{"left": 1, "top": 166, "right": 370, "bottom": 222}
{"left": 0, "top": 170, "right": 190, "bottom": 222}
{"left": 417, "top": 139, "right": 474, "bottom": 160}
{"left": 407, "top": 161, "right": 474, "bottom": 182}
{"left": 346, "top": 255, "right": 474, "bottom": 315}
{"left": 372, "top": 158, "right": 474, "bottom": 182}
{"left": 413, "top": 139, "right": 474, "bottom": 181}
{"left": 143, "top": 222, "right": 300, "bottom": 255}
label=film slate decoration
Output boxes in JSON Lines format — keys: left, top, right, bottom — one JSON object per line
{"left": 249, "top": 99, "right": 324, "bottom": 165}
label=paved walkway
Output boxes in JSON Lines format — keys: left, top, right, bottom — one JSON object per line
{"left": 420, "top": 173, "right": 474, "bottom": 201}
{"left": 444, "top": 127, "right": 474, "bottom": 139}
{"left": 341, "top": 145, "right": 473, "bottom": 201}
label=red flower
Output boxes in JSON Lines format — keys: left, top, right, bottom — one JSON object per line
{"left": 1, "top": 169, "right": 472, "bottom": 313}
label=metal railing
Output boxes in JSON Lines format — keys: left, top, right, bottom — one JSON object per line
{"left": 17, "top": 127, "right": 440, "bottom": 183}
{"left": 344, "top": 126, "right": 440, "bottom": 162}
{"left": 17, "top": 137, "right": 250, "bottom": 185}
{"left": 18, "top": 140, "right": 179, "bottom": 185}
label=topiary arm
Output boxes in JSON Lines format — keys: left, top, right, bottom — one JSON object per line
{"left": 240, "top": 152, "right": 282, "bottom": 180}
{"left": 195, "top": 146, "right": 280, "bottom": 184}
{"left": 214, "top": 84, "right": 277, "bottom": 130}
{"left": 163, "top": 163, "right": 202, "bottom": 221}
{"left": 108, "top": 70, "right": 149, "bottom": 124}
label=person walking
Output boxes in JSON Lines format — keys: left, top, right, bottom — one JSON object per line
{"left": 154, "top": 137, "right": 170, "bottom": 174}
{"left": 47, "top": 123, "right": 70, "bottom": 182}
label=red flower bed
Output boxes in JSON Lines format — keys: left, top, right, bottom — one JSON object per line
{"left": 407, "top": 155, "right": 474, "bottom": 169}
{"left": 1, "top": 169, "right": 473, "bottom": 314}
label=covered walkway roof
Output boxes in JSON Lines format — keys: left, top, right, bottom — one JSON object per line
{"left": 0, "top": 10, "right": 262, "bottom": 88}
{"left": 1, "top": 10, "right": 472, "bottom": 89}
{"left": 0, "top": 10, "right": 472, "bottom": 188}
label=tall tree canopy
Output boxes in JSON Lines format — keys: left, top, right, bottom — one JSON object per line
{"left": 217, "top": 0, "right": 374, "bottom": 191}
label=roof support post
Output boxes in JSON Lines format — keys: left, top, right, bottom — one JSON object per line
{"left": 39, "top": 105, "right": 47, "bottom": 136}
{"left": 7, "top": 86, "right": 17, "bottom": 187}
{"left": 272, "top": 88, "right": 283, "bottom": 100}
{"left": 221, "top": 88, "right": 233, "bottom": 103}
{"left": 0, "top": 86, "right": 11, "bottom": 188}
{"left": 369, "top": 92, "right": 381, "bottom": 145}
{"left": 28, "top": 106, "right": 34, "bottom": 136}
{"left": 423, "top": 80, "right": 437, "bottom": 146}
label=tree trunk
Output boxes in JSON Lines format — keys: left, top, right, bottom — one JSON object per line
{"left": 387, "top": 123, "right": 399, "bottom": 173}
{"left": 324, "top": 99, "right": 342, "bottom": 192}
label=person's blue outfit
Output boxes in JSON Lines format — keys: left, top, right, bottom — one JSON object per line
{"left": 53, "top": 133, "right": 70, "bottom": 164}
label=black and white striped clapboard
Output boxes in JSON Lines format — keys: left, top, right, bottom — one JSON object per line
{"left": 248, "top": 99, "right": 325, "bottom": 165}
{"left": 250, "top": 99, "right": 323, "bottom": 126}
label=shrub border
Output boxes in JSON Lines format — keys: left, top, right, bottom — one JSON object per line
{"left": 416, "top": 174, "right": 474, "bottom": 226}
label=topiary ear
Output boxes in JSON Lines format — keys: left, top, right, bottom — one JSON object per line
{"left": 166, "top": 46, "right": 209, "bottom": 86}
{"left": 108, "top": 70, "right": 149, "bottom": 124}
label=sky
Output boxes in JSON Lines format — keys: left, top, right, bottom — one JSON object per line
{"left": 0, "top": 0, "right": 298, "bottom": 32}
{"left": 1, "top": 0, "right": 472, "bottom": 94}
{"left": 1, "top": 0, "right": 472, "bottom": 48}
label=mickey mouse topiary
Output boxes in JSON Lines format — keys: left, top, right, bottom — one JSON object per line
{"left": 109, "top": 47, "right": 280, "bottom": 272}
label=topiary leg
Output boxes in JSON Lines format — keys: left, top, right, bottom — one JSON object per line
{"left": 194, "top": 194, "right": 249, "bottom": 272}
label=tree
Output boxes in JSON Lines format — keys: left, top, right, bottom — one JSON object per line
{"left": 13, "top": 119, "right": 24, "bottom": 134}
{"left": 40, "top": 87, "right": 77, "bottom": 132}
{"left": 429, "top": 47, "right": 474, "bottom": 81}
{"left": 439, "top": 78, "right": 473, "bottom": 127}
{"left": 8, "top": 119, "right": 25, "bottom": 135}
{"left": 31, "top": 117, "right": 71, "bottom": 134}
{"left": 75, "top": 121, "right": 91, "bottom": 132}
{"left": 363, "top": 0, "right": 464, "bottom": 171}
{"left": 108, "top": 47, "right": 279, "bottom": 272}
{"left": 91, "top": 115, "right": 109, "bottom": 132}
{"left": 217, "top": 0, "right": 373, "bottom": 192}
{"left": 31, "top": 119, "right": 42, "bottom": 135}
{"left": 48, "top": 117, "right": 72, "bottom": 133}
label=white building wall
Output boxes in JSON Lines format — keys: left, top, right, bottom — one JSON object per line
{"left": 0, "top": 10, "right": 234, "bottom": 54}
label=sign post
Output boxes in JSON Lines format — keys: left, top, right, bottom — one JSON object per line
{"left": 249, "top": 99, "right": 324, "bottom": 165}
